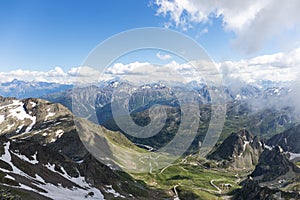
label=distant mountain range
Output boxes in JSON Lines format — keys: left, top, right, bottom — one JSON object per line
{"left": 0, "top": 79, "right": 291, "bottom": 103}
{"left": 1, "top": 79, "right": 297, "bottom": 152}
{"left": 42, "top": 79, "right": 292, "bottom": 110}
{"left": 0, "top": 79, "right": 72, "bottom": 99}
{"left": 36, "top": 78, "right": 298, "bottom": 152}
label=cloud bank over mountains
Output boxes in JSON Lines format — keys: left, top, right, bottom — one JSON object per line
{"left": 0, "top": 47, "right": 299, "bottom": 85}
{"left": 154, "top": 0, "right": 300, "bottom": 53}
{"left": 0, "top": 66, "right": 105, "bottom": 84}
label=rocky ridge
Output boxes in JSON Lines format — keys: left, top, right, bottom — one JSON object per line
{"left": 207, "top": 129, "right": 264, "bottom": 169}
{"left": 0, "top": 96, "right": 167, "bottom": 199}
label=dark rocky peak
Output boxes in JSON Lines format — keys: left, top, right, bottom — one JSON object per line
{"left": 251, "top": 145, "right": 300, "bottom": 182}
{"left": 207, "top": 129, "right": 264, "bottom": 169}
{"left": 267, "top": 124, "right": 300, "bottom": 153}
{"left": 208, "top": 129, "right": 262, "bottom": 161}
{"left": 235, "top": 146, "right": 300, "bottom": 199}
{"left": 233, "top": 178, "right": 300, "bottom": 200}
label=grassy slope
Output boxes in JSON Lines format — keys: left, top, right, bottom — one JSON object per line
{"left": 75, "top": 117, "right": 251, "bottom": 199}
{"left": 131, "top": 155, "right": 249, "bottom": 199}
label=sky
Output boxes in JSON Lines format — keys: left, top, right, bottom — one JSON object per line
{"left": 0, "top": 0, "right": 300, "bottom": 84}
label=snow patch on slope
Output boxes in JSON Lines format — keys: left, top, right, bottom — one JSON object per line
{"left": 2, "top": 100, "right": 36, "bottom": 133}
{"left": 11, "top": 151, "right": 39, "bottom": 165}
{"left": 45, "top": 108, "right": 56, "bottom": 121}
{"left": 56, "top": 130, "right": 64, "bottom": 138}
{"left": 30, "top": 102, "right": 36, "bottom": 108}
{"left": 0, "top": 142, "right": 27, "bottom": 175}
{"left": 43, "top": 163, "right": 105, "bottom": 199}
{"left": 104, "top": 185, "right": 125, "bottom": 198}
{"left": 16, "top": 124, "right": 24, "bottom": 133}
{"left": 0, "top": 143, "right": 105, "bottom": 199}
{"left": 4, "top": 174, "right": 15, "bottom": 181}
{"left": 288, "top": 152, "right": 300, "bottom": 160}
{"left": 0, "top": 115, "right": 4, "bottom": 123}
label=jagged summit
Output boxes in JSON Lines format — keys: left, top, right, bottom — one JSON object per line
{"left": 234, "top": 144, "right": 300, "bottom": 199}
{"left": 251, "top": 145, "right": 300, "bottom": 182}
{"left": 267, "top": 124, "right": 300, "bottom": 154}
{"left": 207, "top": 129, "right": 264, "bottom": 169}
{"left": 233, "top": 177, "right": 300, "bottom": 200}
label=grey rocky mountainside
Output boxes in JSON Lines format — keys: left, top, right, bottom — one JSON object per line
{"left": 266, "top": 124, "right": 300, "bottom": 154}
{"left": 251, "top": 146, "right": 300, "bottom": 182}
{"left": 234, "top": 146, "right": 300, "bottom": 200}
{"left": 233, "top": 136, "right": 300, "bottom": 200}
{"left": 207, "top": 129, "right": 264, "bottom": 169}
{"left": 233, "top": 178, "right": 300, "bottom": 200}
{"left": 207, "top": 126, "right": 300, "bottom": 199}
{"left": 0, "top": 96, "right": 167, "bottom": 199}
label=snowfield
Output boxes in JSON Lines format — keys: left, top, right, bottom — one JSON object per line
{"left": 0, "top": 142, "right": 105, "bottom": 200}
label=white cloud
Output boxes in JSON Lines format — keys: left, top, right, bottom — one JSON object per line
{"left": 68, "top": 66, "right": 101, "bottom": 77}
{"left": 0, "top": 48, "right": 299, "bottom": 85}
{"left": 47, "top": 67, "right": 67, "bottom": 77}
{"left": 218, "top": 47, "right": 300, "bottom": 84}
{"left": 156, "top": 52, "right": 172, "bottom": 60}
{"left": 0, "top": 66, "right": 108, "bottom": 84}
{"left": 0, "top": 67, "right": 67, "bottom": 83}
{"left": 202, "top": 28, "right": 208, "bottom": 34}
{"left": 154, "top": 0, "right": 300, "bottom": 53}
{"left": 105, "top": 48, "right": 300, "bottom": 84}
{"left": 106, "top": 62, "right": 151, "bottom": 75}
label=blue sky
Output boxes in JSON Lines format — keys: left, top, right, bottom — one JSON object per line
{"left": 0, "top": 0, "right": 299, "bottom": 84}
{"left": 0, "top": 0, "right": 161, "bottom": 71}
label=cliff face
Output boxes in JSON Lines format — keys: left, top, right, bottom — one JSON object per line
{"left": 233, "top": 178, "right": 300, "bottom": 200}
{"left": 208, "top": 129, "right": 264, "bottom": 169}
{"left": 267, "top": 124, "right": 300, "bottom": 154}
{"left": 234, "top": 144, "right": 300, "bottom": 200}
{"left": 251, "top": 146, "right": 300, "bottom": 181}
